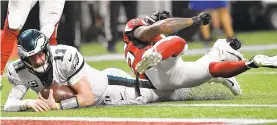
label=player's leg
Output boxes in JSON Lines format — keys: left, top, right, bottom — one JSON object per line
{"left": 101, "top": 68, "right": 174, "bottom": 104}
{"left": 196, "top": 38, "right": 243, "bottom": 95}
{"left": 136, "top": 36, "right": 188, "bottom": 74}
{"left": 196, "top": 38, "right": 243, "bottom": 64}
{"left": 1, "top": 0, "right": 37, "bottom": 75}
{"left": 207, "top": 54, "right": 277, "bottom": 95}
{"left": 209, "top": 55, "right": 277, "bottom": 78}
{"left": 39, "top": 0, "right": 65, "bottom": 45}
{"left": 103, "top": 84, "right": 175, "bottom": 105}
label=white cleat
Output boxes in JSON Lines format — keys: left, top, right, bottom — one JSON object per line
{"left": 211, "top": 77, "right": 242, "bottom": 96}
{"left": 136, "top": 51, "right": 162, "bottom": 74}
{"left": 212, "top": 39, "right": 245, "bottom": 61}
{"left": 248, "top": 55, "right": 277, "bottom": 68}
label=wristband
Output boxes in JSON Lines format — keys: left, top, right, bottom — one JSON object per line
{"left": 192, "top": 16, "right": 200, "bottom": 26}
{"left": 60, "top": 96, "right": 79, "bottom": 110}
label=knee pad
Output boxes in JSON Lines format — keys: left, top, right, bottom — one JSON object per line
{"left": 171, "top": 36, "right": 188, "bottom": 57}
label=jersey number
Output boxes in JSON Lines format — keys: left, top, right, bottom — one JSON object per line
{"left": 125, "top": 51, "right": 135, "bottom": 72}
{"left": 54, "top": 49, "right": 67, "bottom": 61}
{"left": 28, "top": 80, "right": 38, "bottom": 87}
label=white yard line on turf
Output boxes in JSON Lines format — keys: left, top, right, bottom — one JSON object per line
{"left": 1, "top": 117, "right": 277, "bottom": 124}
{"left": 142, "top": 103, "right": 277, "bottom": 107}
{"left": 243, "top": 72, "right": 277, "bottom": 74}
{"left": 1, "top": 103, "right": 277, "bottom": 108}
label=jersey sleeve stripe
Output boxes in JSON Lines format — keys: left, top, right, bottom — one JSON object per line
{"left": 67, "top": 58, "right": 85, "bottom": 81}
{"left": 107, "top": 75, "right": 156, "bottom": 89}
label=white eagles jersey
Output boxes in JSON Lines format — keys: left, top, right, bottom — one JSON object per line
{"left": 7, "top": 45, "right": 108, "bottom": 103}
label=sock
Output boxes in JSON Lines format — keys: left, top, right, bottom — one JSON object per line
{"left": 209, "top": 61, "right": 249, "bottom": 78}
{"left": 1, "top": 19, "right": 20, "bottom": 75}
{"left": 155, "top": 37, "right": 186, "bottom": 60}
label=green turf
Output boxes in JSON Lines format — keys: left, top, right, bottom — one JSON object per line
{"left": 1, "top": 31, "right": 277, "bottom": 119}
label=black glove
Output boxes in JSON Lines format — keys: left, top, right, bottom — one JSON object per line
{"left": 192, "top": 12, "right": 211, "bottom": 26}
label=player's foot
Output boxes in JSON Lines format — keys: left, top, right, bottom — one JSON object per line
{"left": 226, "top": 38, "right": 241, "bottom": 50}
{"left": 212, "top": 39, "right": 245, "bottom": 61}
{"left": 136, "top": 51, "right": 162, "bottom": 74}
{"left": 212, "top": 77, "right": 242, "bottom": 96}
{"left": 246, "top": 55, "right": 277, "bottom": 68}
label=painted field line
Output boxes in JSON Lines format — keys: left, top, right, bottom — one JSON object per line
{"left": 142, "top": 103, "right": 277, "bottom": 108}
{"left": 243, "top": 71, "right": 277, "bottom": 75}
{"left": 1, "top": 117, "right": 277, "bottom": 124}
{"left": 1, "top": 103, "right": 277, "bottom": 108}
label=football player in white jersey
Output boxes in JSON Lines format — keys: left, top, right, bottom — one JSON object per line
{"left": 4, "top": 29, "right": 180, "bottom": 112}
{"left": 123, "top": 10, "right": 277, "bottom": 95}
{"left": 1, "top": 0, "right": 65, "bottom": 78}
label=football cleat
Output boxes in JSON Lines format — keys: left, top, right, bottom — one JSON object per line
{"left": 211, "top": 77, "right": 242, "bottom": 96}
{"left": 136, "top": 51, "right": 162, "bottom": 74}
{"left": 212, "top": 39, "right": 245, "bottom": 61}
{"left": 226, "top": 38, "right": 242, "bottom": 50}
{"left": 246, "top": 55, "right": 277, "bottom": 68}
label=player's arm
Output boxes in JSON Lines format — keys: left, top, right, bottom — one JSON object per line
{"left": 40, "top": 75, "right": 94, "bottom": 110}
{"left": 68, "top": 75, "right": 94, "bottom": 107}
{"left": 4, "top": 64, "right": 50, "bottom": 112}
{"left": 134, "top": 12, "right": 211, "bottom": 42}
{"left": 65, "top": 49, "right": 94, "bottom": 108}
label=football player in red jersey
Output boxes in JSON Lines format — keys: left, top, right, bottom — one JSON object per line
{"left": 123, "top": 10, "right": 277, "bottom": 96}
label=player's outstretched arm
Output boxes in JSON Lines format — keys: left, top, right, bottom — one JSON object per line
{"left": 4, "top": 64, "right": 50, "bottom": 112}
{"left": 134, "top": 12, "right": 211, "bottom": 42}
{"left": 4, "top": 85, "right": 51, "bottom": 112}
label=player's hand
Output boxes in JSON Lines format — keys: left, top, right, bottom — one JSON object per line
{"left": 39, "top": 89, "right": 58, "bottom": 110}
{"left": 25, "top": 99, "right": 51, "bottom": 112}
{"left": 192, "top": 12, "right": 211, "bottom": 26}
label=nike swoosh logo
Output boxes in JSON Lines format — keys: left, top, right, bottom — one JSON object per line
{"left": 226, "top": 79, "right": 235, "bottom": 86}
{"left": 120, "top": 93, "right": 124, "bottom": 100}
{"left": 68, "top": 54, "right": 72, "bottom": 61}
{"left": 226, "top": 51, "right": 242, "bottom": 61}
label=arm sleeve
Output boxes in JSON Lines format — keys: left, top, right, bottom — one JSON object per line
{"left": 4, "top": 85, "right": 29, "bottom": 112}
{"left": 62, "top": 47, "right": 86, "bottom": 85}
{"left": 4, "top": 64, "right": 29, "bottom": 112}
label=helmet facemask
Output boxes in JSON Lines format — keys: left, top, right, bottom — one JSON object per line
{"left": 22, "top": 47, "right": 52, "bottom": 74}
{"left": 143, "top": 10, "right": 177, "bottom": 36}
{"left": 17, "top": 29, "right": 53, "bottom": 75}
{"left": 144, "top": 10, "right": 172, "bottom": 25}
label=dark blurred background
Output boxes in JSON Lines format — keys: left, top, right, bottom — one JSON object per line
{"left": 1, "top": 1, "right": 277, "bottom": 52}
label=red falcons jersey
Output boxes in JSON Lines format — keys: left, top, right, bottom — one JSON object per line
{"left": 123, "top": 18, "right": 165, "bottom": 79}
